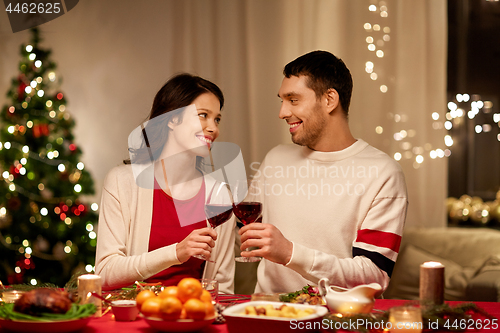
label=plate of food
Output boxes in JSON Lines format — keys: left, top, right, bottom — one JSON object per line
{"left": 222, "top": 301, "right": 328, "bottom": 333}
{"left": 0, "top": 288, "right": 96, "bottom": 333}
{"left": 279, "top": 285, "right": 325, "bottom": 305}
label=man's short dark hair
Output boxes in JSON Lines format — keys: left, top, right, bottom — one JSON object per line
{"left": 283, "top": 50, "right": 353, "bottom": 115}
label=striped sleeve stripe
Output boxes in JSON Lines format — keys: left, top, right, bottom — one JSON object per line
{"left": 352, "top": 241, "right": 398, "bottom": 261}
{"left": 352, "top": 247, "right": 395, "bottom": 277}
{"left": 356, "top": 229, "right": 402, "bottom": 253}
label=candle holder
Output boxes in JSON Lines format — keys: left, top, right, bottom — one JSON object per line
{"left": 78, "top": 274, "right": 102, "bottom": 316}
{"left": 419, "top": 261, "right": 444, "bottom": 306}
{"left": 388, "top": 306, "right": 423, "bottom": 332}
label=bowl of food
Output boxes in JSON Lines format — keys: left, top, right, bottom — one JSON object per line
{"left": 222, "top": 301, "right": 328, "bottom": 333}
{"left": 136, "top": 278, "right": 217, "bottom": 332}
{"left": 111, "top": 300, "right": 139, "bottom": 321}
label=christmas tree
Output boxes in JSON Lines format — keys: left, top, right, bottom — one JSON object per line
{"left": 0, "top": 28, "right": 98, "bottom": 286}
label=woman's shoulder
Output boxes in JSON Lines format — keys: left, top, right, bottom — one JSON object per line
{"left": 103, "top": 164, "right": 137, "bottom": 189}
{"left": 106, "top": 164, "right": 134, "bottom": 178}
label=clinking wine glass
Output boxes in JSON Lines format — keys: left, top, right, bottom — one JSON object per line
{"left": 233, "top": 180, "right": 263, "bottom": 262}
{"left": 194, "top": 180, "right": 234, "bottom": 263}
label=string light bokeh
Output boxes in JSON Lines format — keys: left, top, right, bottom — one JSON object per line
{"left": 0, "top": 29, "right": 99, "bottom": 286}
{"left": 365, "top": 1, "right": 457, "bottom": 170}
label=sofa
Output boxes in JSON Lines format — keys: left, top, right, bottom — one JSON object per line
{"left": 384, "top": 227, "right": 500, "bottom": 302}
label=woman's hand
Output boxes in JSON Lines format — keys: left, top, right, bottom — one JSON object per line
{"left": 176, "top": 227, "right": 217, "bottom": 263}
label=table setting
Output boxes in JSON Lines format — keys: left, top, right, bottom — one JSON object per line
{"left": 1, "top": 262, "right": 499, "bottom": 333}
{"left": 0, "top": 181, "right": 497, "bottom": 333}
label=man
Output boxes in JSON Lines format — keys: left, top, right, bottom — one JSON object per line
{"left": 239, "top": 50, "right": 408, "bottom": 293}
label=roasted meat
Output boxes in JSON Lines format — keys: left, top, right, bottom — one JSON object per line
{"left": 14, "top": 288, "right": 72, "bottom": 316}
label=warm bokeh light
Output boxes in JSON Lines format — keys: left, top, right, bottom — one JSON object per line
{"left": 444, "top": 135, "right": 454, "bottom": 147}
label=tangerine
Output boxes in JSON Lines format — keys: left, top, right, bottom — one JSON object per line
{"left": 159, "top": 296, "right": 183, "bottom": 320}
{"left": 136, "top": 289, "right": 156, "bottom": 310}
{"left": 159, "top": 286, "right": 178, "bottom": 299}
{"left": 140, "top": 297, "right": 162, "bottom": 318}
{"left": 183, "top": 298, "right": 206, "bottom": 320}
{"left": 180, "top": 307, "right": 187, "bottom": 320}
{"left": 205, "top": 301, "right": 216, "bottom": 318}
{"left": 200, "top": 289, "right": 213, "bottom": 304}
{"left": 177, "top": 278, "right": 203, "bottom": 303}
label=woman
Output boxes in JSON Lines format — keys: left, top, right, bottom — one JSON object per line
{"left": 95, "top": 74, "right": 235, "bottom": 292}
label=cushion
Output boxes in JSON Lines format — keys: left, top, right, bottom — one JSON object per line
{"left": 465, "top": 271, "right": 500, "bottom": 302}
{"left": 474, "top": 254, "right": 500, "bottom": 274}
{"left": 384, "top": 244, "right": 475, "bottom": 300}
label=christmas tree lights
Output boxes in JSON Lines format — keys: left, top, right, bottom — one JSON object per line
{"left": 0, "top": 28, "right": 98, "bottom": 286}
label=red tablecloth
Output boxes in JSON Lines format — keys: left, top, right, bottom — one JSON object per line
{"left": 0, "top": 297, "right": 498, "bottom": 333}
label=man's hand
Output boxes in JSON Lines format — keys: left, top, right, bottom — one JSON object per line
{"left": 239, "top": 223, "right": 293, "bottom": 265}
{"left": 176, "top": 227, "right": 217, "bottom": 263}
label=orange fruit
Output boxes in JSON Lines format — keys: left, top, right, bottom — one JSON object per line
{"left": 205, "top": 301, "right": 216, "bottom": 318}
{"left": 159, "top": 296, "right": 183, "bottom": 320}
{"left": 183, "top": 298, "right": 206, "bottom": 320}
{"left": 200, "top": 289, "right": 213, "bottom": 304}
{"left": 159, "top": 286, "right": 178, "bottom": 299}
{"left": 141, "top": 297, "right": 162, "bottom": 318}
{"left": 177, "top": 278, "right": 203, "bottom": 303}
{"left": 180, "top": 307, "right": 187, "bottom": 319}
{"left": 136, "top": 289, "right": 156, "bottom": 309}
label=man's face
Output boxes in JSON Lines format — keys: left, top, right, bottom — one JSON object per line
{"left": 278, "top": 75, "right": 327, "bottom": 149}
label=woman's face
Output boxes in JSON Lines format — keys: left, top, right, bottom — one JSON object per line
{"left": 168, "top": 92, "right": 221, "bottom": 157}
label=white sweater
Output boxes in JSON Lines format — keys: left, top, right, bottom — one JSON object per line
{"left": 251, "top": 139, "right": 408, "bottom": 293}
{"left": 95, "top": 164, "right": 235, "bottom": 292}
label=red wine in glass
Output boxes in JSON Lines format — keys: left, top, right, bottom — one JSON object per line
{"left": 234, "top": 201, "right": 262, "bottom": 262}
{"left": 193, "top": 181, "right": 233, "bottom": 263}
{"left": 205, "top": 204, "right": 233, "bottom": 228}
{"left": 233, "top": 202, "right": 262, "bottom": 225}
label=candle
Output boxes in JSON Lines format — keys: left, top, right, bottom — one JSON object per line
{"left": 78, "top": 274, "right": 102, "bottom": 316}
{"left": 389, "top": 306, "right": 423, "bottom": 332}
{"left": 1, "top": 290, "right": 25, "bottom": 303}
{"left": 419, "top": 261, "right": 444, "bottom": 305}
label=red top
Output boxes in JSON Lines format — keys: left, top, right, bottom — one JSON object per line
{"left": 145, "top": 179, "right": 206, "bottom": 286}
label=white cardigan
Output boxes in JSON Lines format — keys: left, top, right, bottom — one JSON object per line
{"left": 95, "top": 164, "right": 235, "bottom": 293}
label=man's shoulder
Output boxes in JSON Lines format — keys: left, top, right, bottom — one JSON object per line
{"left": 359, "top": 142, "right": 398, "bottom": 162}
{"left": 357, "top": 142, "right": 404, "bottom": 176}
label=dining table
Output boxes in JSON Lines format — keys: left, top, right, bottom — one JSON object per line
{"left": 0, "top": 294, "right": 498, "bottom": 333}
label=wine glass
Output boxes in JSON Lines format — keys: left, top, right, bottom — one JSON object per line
{"left": 194, "top": 180, "right": 234, "bottom": 263}
{"left": 233, "top": 179, "right": 263, "bottom": 262}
